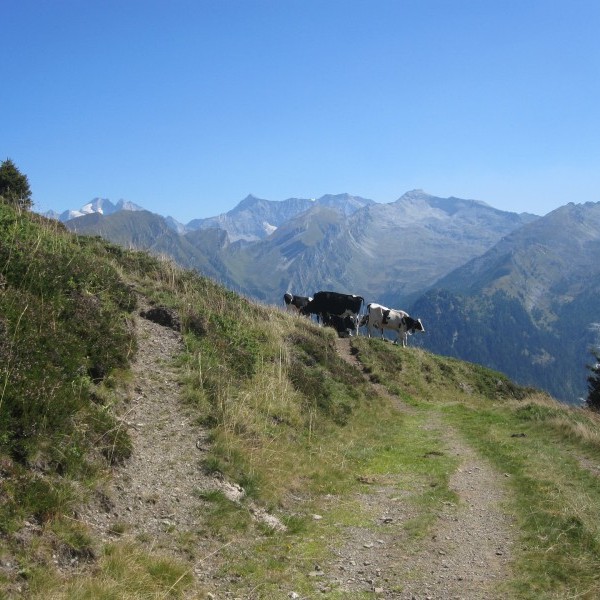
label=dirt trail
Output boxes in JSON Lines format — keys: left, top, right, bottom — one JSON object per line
{"left": 330, "top": 337, "right": 516, "bottom": 599}
{"left": 80, "top": 301, "right": 220, "bottom": 558}
{"left": 402, "top": 416, "right": 515, "bottom": 599}
{"left": 80, "top": 300, "right": 281, "bottom": 578}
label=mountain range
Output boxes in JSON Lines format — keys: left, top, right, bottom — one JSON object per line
{"left": 415, "top": 201, "right": 600, "bottom": 402}
{"left": 54, "top": 190, "right": 536, "bottom": 304}
{"left": 44, "top": 191, "right": 599, "bottom": 403}
{"left": 44, "top": 197, "right": 145, "bottom": 222}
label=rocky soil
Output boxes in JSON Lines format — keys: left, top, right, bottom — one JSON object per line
{"left": 79, "top": 301, "right": 219, "bottom": 552}
{"left": 79, "top": 306, "right": 516, "bottom": 599}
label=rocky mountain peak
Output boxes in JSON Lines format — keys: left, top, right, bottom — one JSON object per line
{"left": 234, "top": 194, "right": 266, "bottom": 211}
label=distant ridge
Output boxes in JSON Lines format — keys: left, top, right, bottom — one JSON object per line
{"left": 62, "top": 189, "right": 534, "bottom": 307}
{"left": 414, "top": 200, "right": 600, "bottom": 403}
{"left": 185, "top": 193, "right": 375, "bottom": 242}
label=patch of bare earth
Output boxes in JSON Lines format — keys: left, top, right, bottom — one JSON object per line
{"left": 78, "top": 299, "right": 263, "bottom": 585}
{"left": 323, "top": 338, "right": 516, "bottom": 599}
{"left": 78, "top": 302, "right": 206, "bottom": 539}
{"left": 577, "top": 455, "right": 600, "bottom": 478}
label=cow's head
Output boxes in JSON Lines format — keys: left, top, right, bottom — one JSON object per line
{"left": 411, "top": 317, "right": 425, "bottom": 333}
{"left": 401, "top": 315, "right": 425, "bottom": 334}
{"left": 339, "top": 314, "right": 358, "bottom": 337}
{"left": 346, "top": 314, "right": 358, "bottom": 329}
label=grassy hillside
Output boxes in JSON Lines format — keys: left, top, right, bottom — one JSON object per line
{"left": 0, "top": 205, "right": 136, "bottom": 523}
{"left": 2, "top": 203, "right": 600, "bottom": 599}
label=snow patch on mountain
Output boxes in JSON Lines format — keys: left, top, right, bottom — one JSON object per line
{"left": 42, "top": 198, "right": 145, "bottom": 223}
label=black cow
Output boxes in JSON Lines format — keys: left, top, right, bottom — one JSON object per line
{"left": 304, "top": 291, "right": 364, "bottom": 336}
{"left": 322, "top": 313, "right": 358, "bottom": 337}
{"left": 283, "top": 293, "right": 312, "bottom": 315}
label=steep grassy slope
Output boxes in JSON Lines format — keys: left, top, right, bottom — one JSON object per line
{"left": 2, "top": 203, "right": 600, "bottom": 599}
{"left": 0, "top": 205, "right": 136, "bottom": 526}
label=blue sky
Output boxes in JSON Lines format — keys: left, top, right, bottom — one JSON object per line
{"left": 3, "top": 1, "right": 600, "bottom": 223}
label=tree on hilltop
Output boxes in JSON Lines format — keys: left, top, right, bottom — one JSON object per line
{"left": 585, "top": 348, "right": 600, "bottom": 411}
{"left": 0, "top": 158, "right": 32, "bottom": 210}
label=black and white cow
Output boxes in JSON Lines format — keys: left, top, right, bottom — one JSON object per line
{"left": 365, "top": 303, "right": 425, "bottom": 347}
{"left": 304, "top": 291, "right": 364, "bottom": 336}
{"left": 283, "top": 293, "right": 313, "bottom": 315}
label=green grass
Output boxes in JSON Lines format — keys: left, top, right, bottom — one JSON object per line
{"left": 3, "top": 203, "right": 600, "bottom": 598}
{"left": 0, "top": 206, "right": 137, "bottom": 537}
{"left": 193, "top": 489, "right": 253, "bottom": 536}
{"left": 28, "top": 543, "right": 194, "bottom": 599}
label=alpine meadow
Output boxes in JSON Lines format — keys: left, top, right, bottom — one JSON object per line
{"left": 2, "top": 162, "right": 600, "bottom": 598}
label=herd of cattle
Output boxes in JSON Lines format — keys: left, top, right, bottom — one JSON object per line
{"left": 283, "top": 291, "right": 425, "bottom": 347}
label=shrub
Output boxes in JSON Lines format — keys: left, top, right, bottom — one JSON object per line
{"left": 0, "top": 158, "right": 32, "bottom": 210}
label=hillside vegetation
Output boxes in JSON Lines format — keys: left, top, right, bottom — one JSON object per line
{"left": 2, "top": 203, "right": 600, "bottom": 599}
